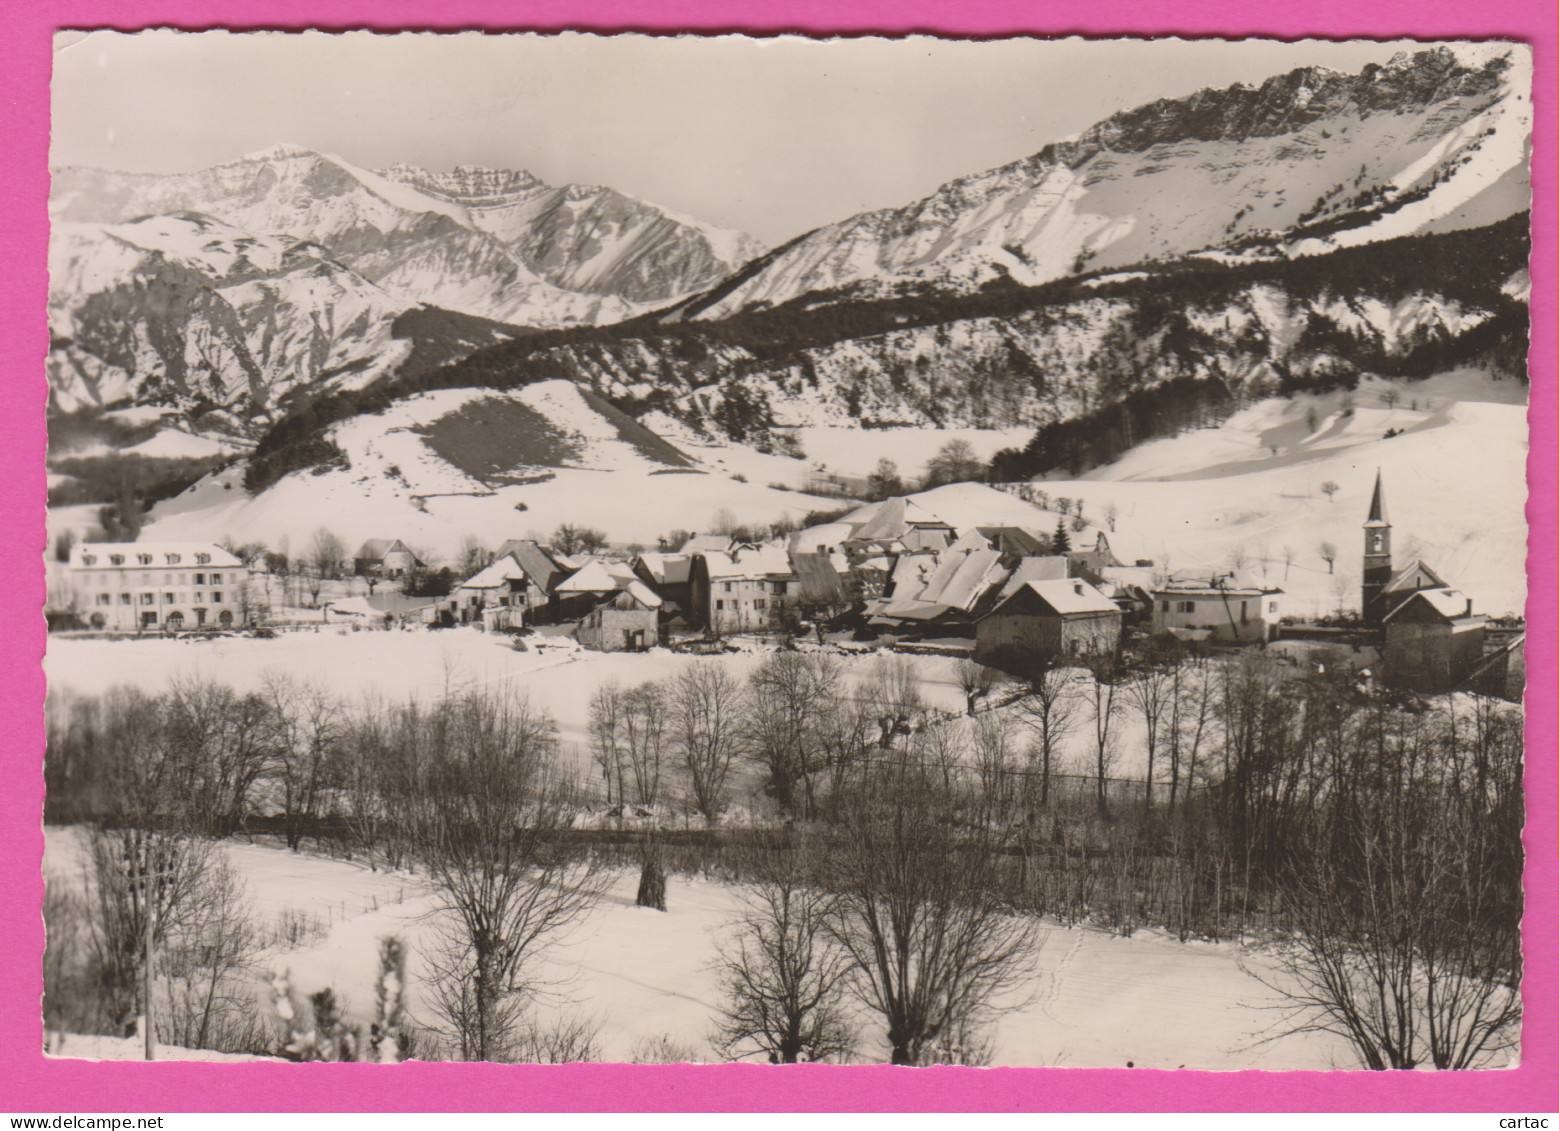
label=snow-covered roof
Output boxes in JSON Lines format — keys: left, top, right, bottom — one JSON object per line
{"left": 621, "top": 580, "right": 663, "bottom": 609}
{"left": 919, "top": 547, "right": 1006, "bottom": 612}
{"left": 1154, "top": 572, "right": 1282, "bottom": 597}
{"left": 1383, "top": 559, "right": 1448, "bottom": 593}
{"left": 698, "top": 545, "right": 794, "bottom": 580}
{"left": 1020, "top": 578, "right": 1121, "bottom": 616}
{"left": 1382, "top": 586, "right": 1478, "bottom": 623}
{"left": 633, "top": 552, "right": 691, "bottom": 585}
{"left": 557, "top": 560, "right": 632, "bottom": 593}
{"left": 354, "top": 538, "right": 419, "bottom": 562}
{"left": 71, "top": 542, "right": 243, "bottom": 569}
{"left": 682, "top": 534, "right": 732, "bottom": 553}
{"left": 994, "top": 555, "right": 1069, "bottom": 601}
{"left": 459, "top": 555, "right": 529, "bottom": 591}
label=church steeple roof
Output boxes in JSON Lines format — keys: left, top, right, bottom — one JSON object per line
{"left": 1365, "top": 470, "right": 1389, "bottom": 527}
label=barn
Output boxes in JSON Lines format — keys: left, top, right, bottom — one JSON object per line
{"left": 973, "top": 578, "right": 1122, "bottom": 673}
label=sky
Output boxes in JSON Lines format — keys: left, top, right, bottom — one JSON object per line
{"left": 51, "top": 31, "right": 1459, "bottom": 246}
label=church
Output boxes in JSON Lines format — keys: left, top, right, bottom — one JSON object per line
{"left": 1361, "top": 472, "right": 1488, "bottom": 693}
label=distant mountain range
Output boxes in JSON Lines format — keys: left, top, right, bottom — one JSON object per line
{"left": 47, "top": 145, "right": 764, "bottom": 426}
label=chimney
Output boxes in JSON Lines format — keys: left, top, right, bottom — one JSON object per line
{"left": 1465, "top": 597, "right": 1473, "bottom": 617}
{"left": 1074, "top": 582, "right": 1084, "bottom": 596}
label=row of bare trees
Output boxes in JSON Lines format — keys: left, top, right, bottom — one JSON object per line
{"left": 45, "top": 641, "right": 1523, "bottom": 1067}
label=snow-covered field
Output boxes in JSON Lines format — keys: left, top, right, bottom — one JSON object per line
{"left": 41, "top": 826, "right": 1359, "bottom": 1069}
{"left": 44, "top": 628, "right": 984, "bottom": 782}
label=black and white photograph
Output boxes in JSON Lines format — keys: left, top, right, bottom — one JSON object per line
{"left": 40, "top": 30, "right": 1531, "bottom": 1070}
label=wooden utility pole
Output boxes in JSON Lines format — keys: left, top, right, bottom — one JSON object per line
{"left": 135, "top": 862, "right": 175, "bottom": 1062}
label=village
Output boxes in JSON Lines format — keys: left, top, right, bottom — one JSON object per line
{"left": 50, "top": 471, "right": 1525, "bottom": 703}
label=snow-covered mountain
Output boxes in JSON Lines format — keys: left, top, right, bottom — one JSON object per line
{"left": 379, "top": 164, "right": 765, "bottom": 304}
{"left": 376, "top": 212, "right": 1528, "bottom": 457}
{"left": 49, "top": 144, "right": 765, "bottom": 329}
{"left": 47, "top": 211, "right": 414, "bottom": 426}
{"left": 669, "top": 46, "right": 1530, "bottom": 321}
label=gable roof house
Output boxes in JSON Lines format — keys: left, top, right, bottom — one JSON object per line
{"left": 1150, "top": 573, "right": 1285, "bottom": 644}
{"left": 631, "top": 552, "right": 693, "bottom": 620}
{"left": 575, "top": 582, "right": 663, "bottom": 652}
{"left": 688, "top": 544, "right": 797, "bottom": 634}
{"left": 1381, "top": 587, "right": 1487, "bottom": 694}
{"left": 974, "top": 578, "right": 1123, "bottom": 674}
{"left": 452, "top": 552, "right": 547, "bottom": 629}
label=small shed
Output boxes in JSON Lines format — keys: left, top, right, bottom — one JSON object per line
{"left": 973, "top": 578, "right": 1122, "bottom": 673}
{"left": 576, "top": 582, "right": 662, "bottom": 652}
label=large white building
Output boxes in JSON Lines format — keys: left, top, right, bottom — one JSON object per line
{"left": 66, "top": 542, "right": 249, "bottom": 632}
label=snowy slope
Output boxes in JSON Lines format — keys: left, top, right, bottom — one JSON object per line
{"left": 1044, "top": 369, "right": 1529, "bottom": 617}
{"left": 41, "top": 825, "right": 1363, "bottom": 1068}
{"left": 141, "top": 380, "right": 841, "bottom": 554}
{"left": 674, "top": 46, "right": 1529, "bottom": 321}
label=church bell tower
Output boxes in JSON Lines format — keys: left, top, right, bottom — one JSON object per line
{"left": 1362, "top": 470, "right": 1392, "bottom": 626}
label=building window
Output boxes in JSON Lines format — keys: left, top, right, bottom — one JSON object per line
{"left": 723, "top": 582, "right": 732, "bottom": 593}
{"left": 97, "top": 593, "right": 111, "bottom": 606}
{"left": 1269, "top": 601, "right": 1279, "bottom": 614}
{"left": 164, "top": 593, "right": 175, "bottom": 604}
{"left": 210, "top": 573, "right": 222, "bottom": 584}
{"left": 212, "top": 592, "right": 222, "bottom": 603}
{"left": 773, "top": 581, "right": 787, "bottom": 595}
{"left": 166, "top": 554, "right": 181, "bottom": 565}
{"left": 137, "top": 554, "right": 152, "bottom": 566}
{"left": 109, "top": 554, "right": 124, "bottom": 566}
{"left": 140, "top": 593, "right": 154, "bottom": 606}
{"left": 119, "top": 593, "right": 132, "bottom": 605}
{"left": 82, "top": 554, "right": 96, "bottom": 566}
{"left": 194, "top": 573, "right": 205, "bottom": 585}
{"left": 715, "top": 600, "right": 724, "bottom": 611}
{"left": 1177, "top": 601, "right": 1195, "bottom": 614}
{"left": 754, "top": 600, "right": 766, "bottom": 611}
{"left": 196, "top": 553, "right": 211, "bottom": 565}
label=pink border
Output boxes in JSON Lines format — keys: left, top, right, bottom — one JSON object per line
{"left": 3, "top": 0, "right": 1552, "bottom": 1113}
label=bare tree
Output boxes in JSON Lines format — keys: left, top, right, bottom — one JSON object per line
{"left": 712, "top": 837, "right": 855, "bottom": 1064}
{"left": 589, "top": 681, "right": 667, "bottom": 812}
{"left": 827, "top": 760, "right": 1040, "bottom": 1065}
{"left": 163, "top": 675, "right": 277, "bottom": 837}
{"left": 970, "top": 713, "right": 1019, "bottom": 826}
{"left": 263, "top": 672, "right": 346, "bottom": 852}
{"left": 1124, "top": 644, "right": 1178, "bottom": 809}
{"left": 404, "top": 690, "right": 606, "bottom": 1061}
{"left": 1102, "top": 500, "right": 1119, "bottom": 532}
{"left": 552, "top": 524, "right": 608, "bottom": 557}
{"left": 305, "top": 527, "right": 346, "bottom": 605}
{"left": 1319, "top": 481, "right": 1340, "bottom": 504}
{"left": 1264, "top": 777, "right": 1521, "bottom": 1069}
{"left": 924, "top": 439, "right": 985, "bottom": 488}
{"left": 866, "top": 459, "right": 903, "bottom": 501}
{"left": 1280, "top": 544, "right": 1297, "bottom": 582}
{"left": 457, "top": 534, "right": 491, "bottom": 578}
{"left": 1318, "top": 541, "right": 1338, "bottom": 575}
{"left": 668, "top": 663, "right": 746, "bottom": 824}
{"left": 1080, "top": 652, "right": 1123, "bottom": 816}
{"left": 746, "top": 651, "right": 844, "bottom": 814}
{"left": 956, "top": 660, "right": 998, "bottom": 717}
